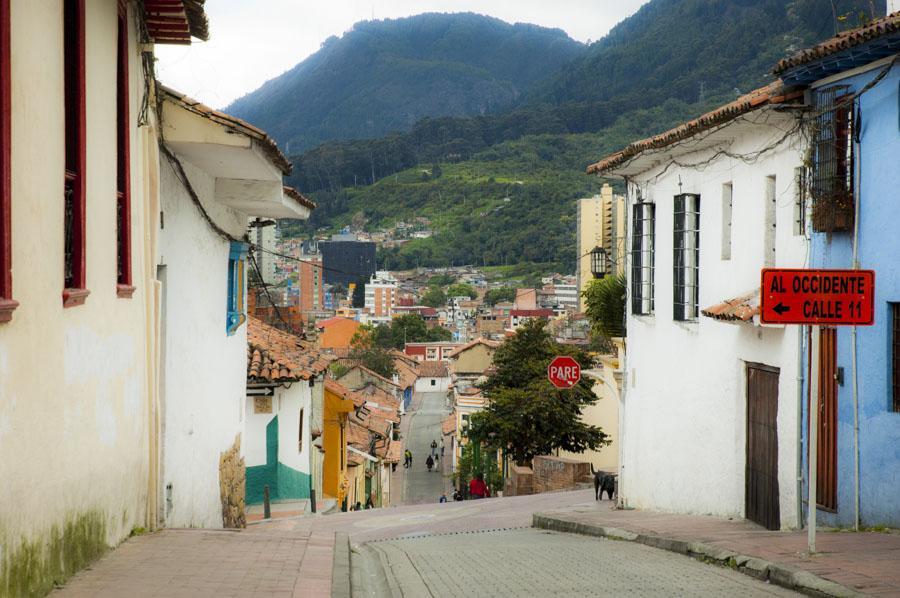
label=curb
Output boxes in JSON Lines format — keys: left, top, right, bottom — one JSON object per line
{"left": 332, "top": 532, "right": 352, "bottom": 598}
{"left": 532, "top": 514, "right": 866, "bottom": 598}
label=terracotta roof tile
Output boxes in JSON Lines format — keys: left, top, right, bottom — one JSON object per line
{"left": 417, "top": 361, "right": 449, "bottom": 378}
{"left": 247, "top": 316, "right": 333, "bottom": 382}
{"left": 773, "top": 12, "right": 900, "bottom": 75}
{"left": 143, "top": 0, "right": 208, "bottom": 44}
{"left": 442, "top": 413, "right": 457, "bottom": 436}
{"left": 158, "top": 84, "right": 292, "bottom": 175}
{"left": 384, "top": 441, "right": 403, "bottom": 464}
{"left": 283, "top": 186, "right": 316, "bottom": 210}
{"left": 446, "top": 338, "right": 501, "bottom": 359}
{"left": 587, "top": 81, "right": 803, "bottom": 175}
{"left": 701, "top": 290, "right": 759, "bottom": 323}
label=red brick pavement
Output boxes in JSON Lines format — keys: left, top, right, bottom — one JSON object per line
{"left": 536, "top": 502, "right": 900, "bottom": 596}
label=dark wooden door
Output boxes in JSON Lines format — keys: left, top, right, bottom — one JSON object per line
{"left": 810, "top": 327, "right": 838, "bottom": 510}
{"left": 746, "top": 364, "right": 781, "bottom": 530}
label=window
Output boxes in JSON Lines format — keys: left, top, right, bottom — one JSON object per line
{"left": 630, "top": 202, "right": 655, "bottom": 315}
{"left": 115, "top": 2, "right": 134, "bottom": 298}
{"left": 764, "top": 175, "right": 776, "bottom": 267}
{"left": 673, "top": 193, "right": 700, "bottom": 322}
{"left": 793, "top": 167, "right": 807, "bottom": 236}
{"left": 430, "top": 379, "right": 436, "bottom": 386}
{"left": 298, "top": 408, "right": 304, "bottom": 452}
{"left": 226, "top": 242, "right": 248, "bottom": 335}
{"left": 892, "top": 303, "right": 900, "bottom": 413}
{"left": 0, "top": 0, "right": 15, "bottom": 322}
{"left": 810, "top": 86, "right": 854, "bottom": 233}
{"left": 721, "top": 183, "right": 732, "bottom": 261}
{"left": 63, "top": 0, "right": 88, "bottom": 307}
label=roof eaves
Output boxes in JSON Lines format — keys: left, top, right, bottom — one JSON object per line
{"left": 157, "top": 84, "right": 292, "bottom": 175}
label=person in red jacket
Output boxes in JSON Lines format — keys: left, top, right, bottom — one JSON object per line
{"left": 469, "top": 473, "right": 489, "bottom": 499}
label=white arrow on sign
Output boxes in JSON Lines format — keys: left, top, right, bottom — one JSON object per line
{"left": 247, "top": 387, "right": 274, "bottom": 397}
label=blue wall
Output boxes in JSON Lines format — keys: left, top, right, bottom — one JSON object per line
{"left": 803, "top": 63, "right": 900, "bottom": 527}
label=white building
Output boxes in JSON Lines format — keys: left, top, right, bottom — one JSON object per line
{"left": 156, "top": 86, "right": 313, "bottom": 528}
{"left": 364, "top": 270, "right": 398, "bottom": 322}
{"left": 590, "top": 82, "right": 809, "bottom": 530}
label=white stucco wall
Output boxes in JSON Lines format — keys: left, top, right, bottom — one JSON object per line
{"left": 158, "top": 154, "right": 247, "bottom": 529}
{"left": 244, "top": 385, "right": 312, "bottom": 471}
{"left": 619, "top": 112, "right": 808, "bottom": 529}
{"left": 559, "top": 369, "right": 620, "bottom": 471}
{"left": 415, "top": 377, "right": 451, "bottom": 392}
{"left": 0, "top": 0, "right": 152, "bottom": 580}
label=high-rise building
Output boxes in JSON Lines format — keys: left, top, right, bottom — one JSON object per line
{"left": 299, "top": 256, "right": 324, "bottom": 316}
{"left": 320, "top": 239, "right": 376, "bottom": 286}
{"left": 364, "top": 271, "right": 399, "bottom": 320}
{"left": 576, "top": 183, "right": 625, "bottom": 311}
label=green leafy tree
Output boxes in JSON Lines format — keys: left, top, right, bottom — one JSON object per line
{"left": 446, "top": 283, "right": 477, "bottom": 299}
{"left": 470, "top": 318, "right": 609, "bottom": 465}
{"left": 483, "top": 286, "right": 517, "bottom": 306}
{"left": 351, "top": 280, "right": 366, "bottom": 308}
{"left": 426, "top": 325, "right": 453, "bottom": 342}
{"left": 420, "top": 286, "right": 447, "bottom": 308}
{"left": 583, "top": 274, "right": 626, "bottom": 339}
{"left": 348, "top": 327, "right": 397, "bottom": 378}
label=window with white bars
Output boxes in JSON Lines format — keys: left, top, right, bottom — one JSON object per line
{"left": 631, "top": 202, "right": 655, "bottom": 315}
{"left": 673, "top": 193, "right": 700, "bottom": 322}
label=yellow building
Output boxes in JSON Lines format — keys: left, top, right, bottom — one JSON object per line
{"left": 576, "top": 183, "right": 626, "bottom": 311}
{"left": 322, "top": 381, "right": 356, "bottom": 506}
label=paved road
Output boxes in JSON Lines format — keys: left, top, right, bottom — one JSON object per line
{"left": 359, "top": 528, "right": 798, "bottom": 597}
{"left": 402, "top": 391, "right": 449, "bottom": 505}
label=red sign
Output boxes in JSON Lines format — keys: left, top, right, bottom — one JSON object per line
{"left": 760, "top": 268, "right": 875, "bottom": 326}
{"left": 548, "top": 356, "right": 581, "bottom": 389}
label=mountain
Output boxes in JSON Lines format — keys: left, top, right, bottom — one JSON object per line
{"left": 226, "top": 13, "right": 585, "bottom": 153}
{"left": 528, "top": 0, "right": 878, "bottom": 107}
{"left": 278, "top": 0, "right": 882, "bottom": 274}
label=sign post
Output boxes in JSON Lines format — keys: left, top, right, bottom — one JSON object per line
{"left": 760, "top": 268, "right": 875, "bottom": 553}
{"left": 548, "top": 356, "right": 581, "bottom": 389}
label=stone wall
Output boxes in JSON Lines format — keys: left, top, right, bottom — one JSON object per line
{"left": 504, "top": 464, "right": 533, "bottom": 497}
{"left": 532, "top": 456, "right": 592, "bottom": 494}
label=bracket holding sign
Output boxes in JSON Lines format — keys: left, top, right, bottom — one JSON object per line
{"left": 760, "top": 268, "right": 875, "bottom": 326}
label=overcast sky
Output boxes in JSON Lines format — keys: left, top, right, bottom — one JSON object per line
{"left": 155, "top": 0, "right": 649, "bottom": 109}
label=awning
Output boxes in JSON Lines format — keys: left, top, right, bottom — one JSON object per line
{"left": 701, "top": 290, "right": 759, "bottom": 324}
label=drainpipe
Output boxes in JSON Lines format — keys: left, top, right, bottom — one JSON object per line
{"left": 796, "top": 324, "right": 805, "bottom": 530}
{"left": 850, "top": 103, "right": 862, "bottom": 531}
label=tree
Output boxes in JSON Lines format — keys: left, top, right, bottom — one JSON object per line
{"left": 348, "top": 327, "right": 396, "bottom": 378}
{"left": 583, "top": 274, "right": 626, "bottom": 339}
{"left": 470, "top": 318, "right": 609, "bottom": 465}
{"left": 446, "top": 283, "right": 477, "bottom": 299}
{"left": 351, "top": 280, "right": 366, "bottom": 308}
{"left": 420, "top": 286, "right": 447, "bottom": 308}
{"left": 483, "top": 286, "right": 516, "bottom": 306}
{"left": 387, "top": 315, "right": 429, "bottom": 349}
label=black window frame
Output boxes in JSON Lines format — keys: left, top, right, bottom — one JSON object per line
{"left": 631, "top": 201, "right": 655, "bottom": 315}
{"left": 673, "top": 193, "right": 700, "bottom": 322}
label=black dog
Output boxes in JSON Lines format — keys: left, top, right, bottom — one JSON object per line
{"left": 590, "top": 464, "right": 616, "bottom": 501}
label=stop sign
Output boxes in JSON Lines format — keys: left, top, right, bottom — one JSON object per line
{"left": 548, "top": 356, "right": 581, "bottom": 389}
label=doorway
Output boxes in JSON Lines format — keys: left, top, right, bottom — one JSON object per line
{"left": 746, "top": 363, "right": 780, "bottom": 530}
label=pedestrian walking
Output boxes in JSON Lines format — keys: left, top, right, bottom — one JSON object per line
{"left": 404, "top": 449, "right": 412, "bottom": 468}
{"left": 469, "top": 473, "right": 489, "bottom": 499}
{"left": 439, "top": 493, "right": 447, "bottom": 503}
{"left": 430, "top": 439, "right": 438, "bottom": 457}
{"left": 426, "top": 455, "right": 434, "bottom": 472}
{"left": 440, "top": 437, "right": 444, "bottom": 458}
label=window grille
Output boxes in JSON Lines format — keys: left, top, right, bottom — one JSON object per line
{"left": 810, "top": 86, "right": 854, "bottom": 233}
{"left": 673, "top": 194, "right": 700, "bottom": 322}
{"left": 794, "top": 167, "right": 807, "bottom": 236}
{"left": 892, "top": 303, "right": 900, "bottom": 413}
{"left": 630, "top": 202, "right": 655, "bottom": 315}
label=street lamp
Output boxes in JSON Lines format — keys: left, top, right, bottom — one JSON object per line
{"left": 590, "top": 246, "right": 609, "bottom": 279}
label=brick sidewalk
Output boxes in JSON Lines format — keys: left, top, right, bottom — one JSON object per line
{"left": 51, "top": 528, "right": 334, "bottom": 598}
{"left": 535, "top": 502, "right": 900, "bottom": 596}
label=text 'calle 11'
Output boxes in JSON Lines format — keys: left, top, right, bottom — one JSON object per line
{"left": 759, "top": 268, "right": 876, "bottom": 326}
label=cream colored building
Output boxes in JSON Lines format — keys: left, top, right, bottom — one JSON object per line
{"left": 0, "top": 1, "right": 312, "bottom": 591}
{"left": 576, "top": 183, "right": 626, "bottom": 311}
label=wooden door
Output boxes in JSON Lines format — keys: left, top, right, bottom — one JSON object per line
{"left": 810, "top": 327, "right": 838, "bottom": 510}
{"left": 746, "top": 363, "right": 781, "bottom": 530}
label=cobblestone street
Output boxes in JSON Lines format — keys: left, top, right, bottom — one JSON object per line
{"left": 357, "top": 528, "right": 798, "bottom": 597}
{"left": 401, "top": 391, "right": 451, "bottom": 505}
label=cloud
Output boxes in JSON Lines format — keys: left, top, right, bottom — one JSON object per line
{"left": 156, "top": 0, "right": 648, "bottom": 109}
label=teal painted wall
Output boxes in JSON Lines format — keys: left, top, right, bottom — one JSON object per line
{"left": 245, "top": 415, "right": 311, "bottom": 504}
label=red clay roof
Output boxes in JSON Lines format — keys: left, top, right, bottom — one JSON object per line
{"left": 587, "top": 81, "right": 803, "bottom": 175}
{"left": 283, "top": 186, "right": 316, "bottom": 210}
{"left": 773, "top": 12, "right": 900, "bottom": 75}
{"left": 144, "top": 0, "right": 208, "bottom": 44}
{"left": 417, "top": 361, "right": 449, "bottom": 378}
{"left": 158, "top": 84, "right": 291, "bottom": 175}
{"left": 247, "top": 317, "right": 332, "bottom": 382}
{"left": 442, "top": 413, "right": 457, "bottom": 436}
{"left": 317, "top": 316, "right": 359, "bottom": 329}
{"left": 701, "top": 290, "right": 759, "bottom": 323}
{"left": 511, "top": 309, "right": 554, "bottom": 317}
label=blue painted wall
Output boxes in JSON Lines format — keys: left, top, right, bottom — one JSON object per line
{"left": 803, "top": 62, "right": 900, "bottom": 527}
